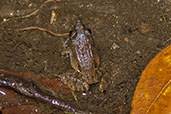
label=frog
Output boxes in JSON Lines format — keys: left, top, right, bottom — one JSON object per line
{"left": 58, "top": 20, "right": 108, "bottom": 92}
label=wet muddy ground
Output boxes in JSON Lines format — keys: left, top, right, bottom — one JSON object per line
{"left": 0, "top": 0, "right": 171, "bottom": 114}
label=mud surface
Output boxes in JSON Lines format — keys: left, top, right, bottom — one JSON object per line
{"left": 0, "top": 0, "right": 171, "bottom": 114}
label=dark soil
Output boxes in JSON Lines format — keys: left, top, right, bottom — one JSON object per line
{"left": 0, "top": 0, "right": 171, "bottom": 114}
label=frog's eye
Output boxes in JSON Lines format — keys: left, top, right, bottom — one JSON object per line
{"left": 69, "top": 31, "right": 73, "bottom": 36}
{"left": 87, "top": 29, "right": 92, "bottom": 34}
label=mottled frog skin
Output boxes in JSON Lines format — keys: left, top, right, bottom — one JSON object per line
{"left": 60, "top": 20, "right": 104, "bottom": 91}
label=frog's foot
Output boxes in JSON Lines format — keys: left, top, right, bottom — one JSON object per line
{"left": 97, "top": 67, "right": 110, "bottom": 92}
{"left": 61, "top": 48, "right": 72, "bottom": 57}
{"left": 98, "top": 73, "right": 109, "bottom": 92}
{"left": 59, "top": 72, "right": 89, "bottom": 91}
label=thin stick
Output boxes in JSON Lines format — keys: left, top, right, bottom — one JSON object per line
{"left": 0, "top": 0, "right": 60, "bottom": 25}
{"left": 16, "top": 27, "right": 69, "bottom": 37}
{"left": 22, "top": 0, "right": 60, "bottom": 19}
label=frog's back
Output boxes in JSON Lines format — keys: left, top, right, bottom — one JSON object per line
{"left": 70, "top": 21, "right": 97, "bottom": 84}
{"left": 72, "top": 32, "right": 94, "bottom": 70}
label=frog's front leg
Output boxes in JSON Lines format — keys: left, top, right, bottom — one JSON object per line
{"left": 92, "top": 48, "right": 100, "bottom": 69}
{"left": 58, "top": 71, "right": 89, "bottom": 91}
{"left": 61, "top": 48, "right": 80, "bottom": 72}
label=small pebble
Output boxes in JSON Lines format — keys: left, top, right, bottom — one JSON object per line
{"left": 136, "top": 50, "right": 141, "bottom": 55}
{"left": 3, "top": 18, "right": 7, "bottom": 22}
{"left": 111, "top": 43, "right": 120, "bottom": 50}
{"left": 82, "top": 93, "right": 86, "bottom": 96}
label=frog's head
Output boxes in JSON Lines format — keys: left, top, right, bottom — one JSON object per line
{"left": 70, "top": 20, "right": 92, "bottom": 38}
{"left": 75, "top": 20, "right": 84, "bottom": 32}
{"left": 76, "top": 20, "right": 92, "bottom": 35}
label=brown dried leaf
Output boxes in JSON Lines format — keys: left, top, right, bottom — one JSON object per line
{"left": 2, "top": 104, "right": 40, "bottom": 114}
{"left": 0, "top": 88, "right": 39, "bottom": 114}
{"left": 131, "top": 45, "right": 171, "bottom": 114}
{"left": 0, "top": 70, "right": 75, "bottom": 113}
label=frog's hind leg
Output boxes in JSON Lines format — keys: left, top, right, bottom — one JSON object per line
{"left": 57, "top": 71, "right": 89, "bottom": 91}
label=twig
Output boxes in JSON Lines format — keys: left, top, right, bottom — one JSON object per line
{"left": 22, "top": 0, "right": 60, "bottom": 18}
{"left": 0, "top": 0, "right": 60, "bottom": 25}
{"left": 16, "top": 27, "right": 69, "bottom": 37}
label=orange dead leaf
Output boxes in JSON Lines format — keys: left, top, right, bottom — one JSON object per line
{"left": 131, "top": 45, "right": 171, "bottom": 114}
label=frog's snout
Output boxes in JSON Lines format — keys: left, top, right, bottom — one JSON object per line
{"left": 75, "top": 20, "right": 84, "bottom": 30}
{"left": 76, "top": 19, "right": 81, "bottom": 23}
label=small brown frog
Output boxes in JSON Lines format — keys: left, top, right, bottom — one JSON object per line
{"left": 59, "top": 20, "right": 107, "bottom": 92}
